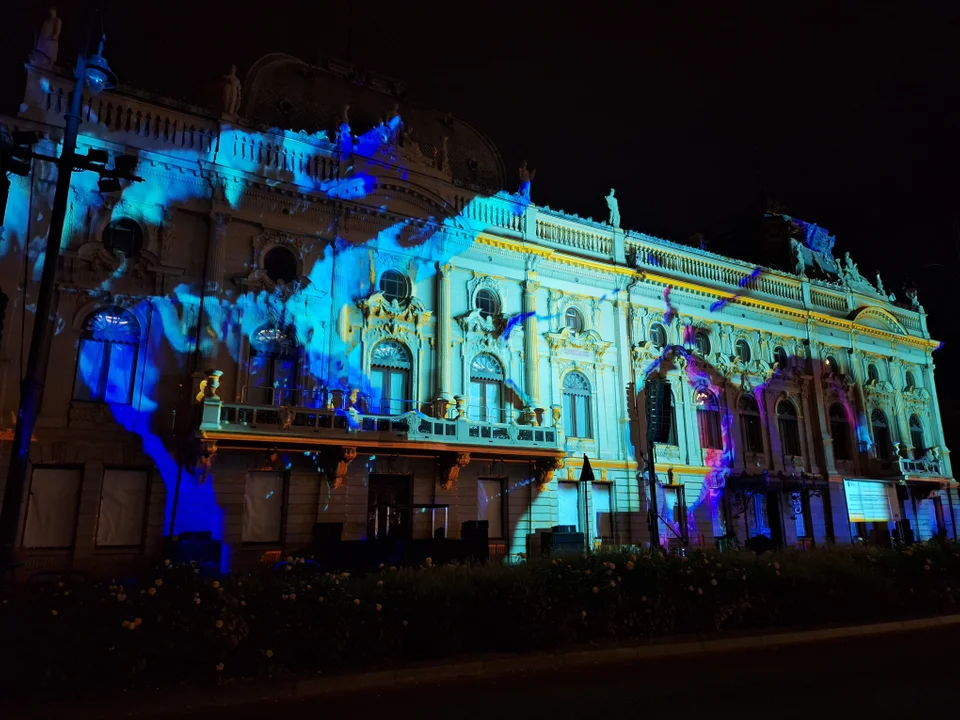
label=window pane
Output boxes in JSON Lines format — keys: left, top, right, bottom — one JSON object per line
{"left": 485, "top": 382, "right": 500, "bottom": 422}
{"left": 74, "top": 338, "right": 105, "bottom": 401}
{"left": 23, "top": 468, "right": 82, "bottom": 548}
{"left": 96, "top": 469, "right": 148, "bottom": 546}
{"left": 370, "top": 369, "right": 386, "bottom": 414}
{"left": 389, "top": 370, "right": 406, "bottom": 414}
{"left": 104, "top": 342, "right": 136, "bottom": 404}
{"left": 242, "top": 472, "right": 284, "bottom": 543}
{"left": 558, "top": 483, "right": 580, "bottom": 530}
{"left": 593, "top": 483, "right": 612, "bottom": 538}
{"left": 575, "top": 395, "right": 589, "bottom": 437}
{"left": 478, "top": 479, "right": 503, "bottom": 538}
{"left": 563, "top": 393, "right": 574, "bottom": 436}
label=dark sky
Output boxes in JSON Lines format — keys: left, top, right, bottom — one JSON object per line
{"left": 3, "top": 1, "right": 959, "bottom": 437}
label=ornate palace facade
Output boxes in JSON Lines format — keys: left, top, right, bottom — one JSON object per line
{"left": 0, "top": 52, "right": 954, "bottom": 574}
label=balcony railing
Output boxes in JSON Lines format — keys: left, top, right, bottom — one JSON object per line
{"left": 200, "top": 399, "right": 561, "bottom": 450}
{"left": 898, "top": 456, "right": 943, "bottom": 477}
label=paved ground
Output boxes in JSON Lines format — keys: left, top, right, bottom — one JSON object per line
{"left": 184, "top": 626, "right": 960, "bottom": 719}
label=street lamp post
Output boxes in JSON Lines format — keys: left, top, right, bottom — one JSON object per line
{"left": 0, "top": 1, "right": 127, "bottom": 576}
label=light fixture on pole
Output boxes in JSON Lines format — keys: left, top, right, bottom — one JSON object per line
{"left": 0, "top": 0, "right": 127, "bottom": 577}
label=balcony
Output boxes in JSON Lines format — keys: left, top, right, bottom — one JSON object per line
{"left": 198, "top": 398, "right": 562, "bottom": 454}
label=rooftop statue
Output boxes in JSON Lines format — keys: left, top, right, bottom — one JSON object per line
{"left": 841, "top": 252, "right": 867, "bottom": 285}
{"left": 518, "top": 160, "right": 536, "bottom": 201}
{"left": 605, "top": 188, "right": 620, "bottom": 228}
{"left": 221, "top": 65, "right": 242, "bottom": 117}
{"left": 875, "top": 272, "right": 886, "bottom": 296}
{"left": 31, "top": 8, "right": 62, "bottom": 69}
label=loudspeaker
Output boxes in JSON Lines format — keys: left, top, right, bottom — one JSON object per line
{"left": 645, "top": 378, "right": 673, "bottom": 444}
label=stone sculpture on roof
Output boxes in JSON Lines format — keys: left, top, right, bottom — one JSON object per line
{"left": 31, "top": 8, "right": 62, "bottom": 69}
{"left": 605, "top": 188, "right": 620, "bottom": 228}
{"left": 518, "top": 160, "right": 536, "bottom": 201}
{"left": 221, "top": 65, "right": 242, "bottom": 117}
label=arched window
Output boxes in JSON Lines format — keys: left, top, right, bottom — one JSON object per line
{"left": 475, "top": 289, "right": 500, "bottom": 318}
{"left": 248, "top": 325, "right": 299, "bottom": 406}
{"left": 825, "top": 355, "right": 839, "bottom": 374}
{"left": 870, "top": 409, "right": 892, "bottom": 461}
{"left": 695, "top": 388, "right": 722, "bottom": 450}
{"left": 649, "top": 323, "right": 667, "bottom": 348}
{"left": 694, "top": 331, "right": 711, "bottom": 356}
{"left": 909, "top": 415, "right": 925, "bottom": 454}
{"left": 739, "top": 394, "right": 763, "bottom": 454}
{"left": 102, "top": 218, "right": 143, "bottom": 258}
{"left": 565, "top": 307, "right": 584, "bottom": 333}
{"left": 74, "top": 307, "right": 140, "bottom": 404}
{"left": 263, "top": 246, "right": 298, "bottom": 284}
{"left": 379, "top": 270, "right": 409, "bottom": 303}
{"left": 562, "top": 372, "right": 592, "bottom": 438}
{"left": 773, "top": 346, "right": 788, "bottom": 368}
{"left": 776, "top": 399, "right": 802, "bottom": 457}
{"left": 829, "top": 403, "right": 852, "bottom": 461}
{"left": 867, "top": 364, "right": 880, "bottom": 384}
{"left": 370, "top": 340, "right": 411, "bottom": 415}
{"left": 736, "top": 339, "right": 752, "bottom": 363}
{"left": 469, "top": 353, "right": 503, "bottom": 422}
{"left": 904, "top": 371, "right": 916, "bottom": 391}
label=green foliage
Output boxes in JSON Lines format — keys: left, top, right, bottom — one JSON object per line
{"left": 2, "top": 542, "right": 959, "bottom": 699}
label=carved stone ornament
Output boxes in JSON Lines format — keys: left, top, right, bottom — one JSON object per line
{"left": 534, "top": 457, "right": 564, "bottom": 491}
{"left": 320, "top": 446, "right": 358, "bottom": 489}
{"left": 359, "top": 292, "right": 432, "bottom": 327}
{"left": 438, "top": 452, "right": 471, "bottom": 490}
{"left": 196, "top": 440, "right": 218, "bottom": 482}
{"left": 457, "top": 307, "right": 504, "bottom": 336}
{"left": 240, "top": 230, "right": 313, "bottom": 295}
{"left": 545, "top": 327, "right": 612, "bottom": 362}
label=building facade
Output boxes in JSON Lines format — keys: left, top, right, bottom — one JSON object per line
{"left": 0, "top": 53, "right": 954, "bottom": 575}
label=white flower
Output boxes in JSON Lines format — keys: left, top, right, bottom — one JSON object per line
{"left": 377, "top": 580, "right": 384, "bottom": 587}
{"left": 592, "top": 586, "right": 599, "bottom": 594}
{"left": 711, "top": 578, "right": 718, "bottom": 586}
{"left": 265, "top": 649, "right": 274, "bottom": 658}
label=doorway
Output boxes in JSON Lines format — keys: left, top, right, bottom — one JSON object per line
{"left": 367, "top": 474, "right": 413, "bottom": 540}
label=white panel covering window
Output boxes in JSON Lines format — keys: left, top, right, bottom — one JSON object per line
{"left": 478, "top": 478, "right": 504, "bottom": 539}
{"left": 22, "top": 468, "right": 82, "bottom": 548}
{"left": 592, "top": 483, "right": 612, "bottom": 538}
{"left": 242, "top": 472, "right": 284, "bottom": 543}
{"left": 96, "top": 469, "right": 148, "bottom": 546}
{"left": 559, "top": 482, "right": 580, "bottom": 530}
{"left": 844, "top": 480, "right": 894, "bottom": 523}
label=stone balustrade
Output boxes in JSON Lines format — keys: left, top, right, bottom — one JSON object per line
{"left": 200, "top": 399, "right": 561, "bottom": 451}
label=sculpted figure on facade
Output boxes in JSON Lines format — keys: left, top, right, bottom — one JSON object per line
{"left": 875, "top": 272, "right": 886, "bottom": 297}
{"left": 605, "top": 188, "right": 620, "bottom": 228}
{"left": 221, "top": 65, "right": 242, "bottom": 117}
{"left": 31, "top": 8, "right": 62, "bottom": 68}
{"left": 518, "top": 160, "right": 536, "bottom": 201}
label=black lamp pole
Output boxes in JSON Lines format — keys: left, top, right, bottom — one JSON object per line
{"left": 0, "top": 3, "right": 102, "bottom": 575}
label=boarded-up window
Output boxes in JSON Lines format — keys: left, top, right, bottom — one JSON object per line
{"left": 242, "top": 472, "right": 284, "bottom": 543}
{"left": 478, "top": 478, "right": 504, "bottom": 539}
{"left": 592, "top": 483, "right": 612, "bottom": 538}
{"left": 22, "top": 468, "right": 81, "bottom": 548}
{"left": 559, "top": 482, "right": 580, "bottom": 531}
{"left": 96, "top": 469, "right": 148, "bottom": 547}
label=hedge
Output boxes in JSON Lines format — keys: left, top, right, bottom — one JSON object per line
{"left": 2, "top": 541, "right": 959, "bottom": 700}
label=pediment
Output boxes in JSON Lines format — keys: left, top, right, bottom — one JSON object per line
{"left": 849, "top": 306, "right": 906, "bottom": 335}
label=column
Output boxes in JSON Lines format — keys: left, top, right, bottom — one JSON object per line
{"left": 201, "top": 210, "right": 231, "bottom": 364}
{"left": 434, "top": 262, "right": 453, "bottom": 416}
{"left": 847, "top": 334, "right": 871, "bottom": 468}
{"left": 922, "top": 361, "right": 951, "bottom": 477}
{"left": 522, "top": 278, "right": 541, "bottom": 422}
{"left": 611, "top": 295, "right": 631, "bottom": 458}
{"left": 807, "top": 339, "right": 834, "bottom": 475}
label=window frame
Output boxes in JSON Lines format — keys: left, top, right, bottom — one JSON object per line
{"left": 870, "top": 408, "right": 892, "bottom": 461}
{"left": 776, "top": 399, "right": 802, "bottom": 457}
{"left": 469, "top": 353, "right": 505, "bottom": 423}
{"left": 263, "top": 245, "right": 299, "bottom": 284}
{"left": 248, "top": 324, "right": 300, "bottom": 406}
{"left": 564, "top": 307, "right": 584, "bottom": 334}
{"left": 379, "top": 269, "right": 409, "bottom": 303}
{"left": 829, "top": 403, "right": 853, "bottom": 461}
{"left": 562, "top": 371, "right": 593, "bottom": 439}
{"left": 478, "top": 477, "right": 506, "bottom": 540}
{"left": 102, "top": 217, "right": 144, "bottom": 258}
{"left": 909, "top": 414, "right": 924, "bottom": 454}
{"left": 370, "top": 340, "right": 412, "bottom": 415}
{"left": 735, "top": 338, "right": 752, "bottom": 363}
{"left": 475, "top": 289, "right": 500, "bottom": 318}
{"left": 649, "top": 323, "right": 667, "bottom": 348}
{"left": 72, "top": 307, "right": 141, "bottom": 405}
{"left": 695, "top": 388, "right": 723, "bottom": 450}
{"left": 739, "top": 394, "right": 763, "bottom": 454}
{"left": 694, "top": 331, "right": 711, "bottom": 356}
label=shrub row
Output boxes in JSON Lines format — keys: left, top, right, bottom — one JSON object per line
{"left": 2, "top": 541, "right": 959, "bottom": 699}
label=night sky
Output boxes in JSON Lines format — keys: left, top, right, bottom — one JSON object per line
{"left": 2, "top": 1, "right": 958, "bottom": 440}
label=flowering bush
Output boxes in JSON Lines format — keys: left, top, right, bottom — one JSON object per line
{"left": 2, "top": 542, "right": 958, "bottom": 700}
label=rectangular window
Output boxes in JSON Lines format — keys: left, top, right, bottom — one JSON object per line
{"left": 563, "top": 393, "right": 574, "bottom": 435}
{"left": 96, "top": 469, "right": 148, "bottom": 547}
{"left": 478, "top": 478, "right": 505, "bottom": 539}
{"left": 558, "top": 482, "right": 580, "bottom": 531}
{"left": 844, "top": 480, "right": 892, "bottom": 523}
{"left": 592, "top": 483, "right": 612, "bottom": 539}
{"left": 22, "top": 468, "right": 82, "bottom": 548}
{"left": 753, "top": 494, "right": 769, "bottom": 535}
{"left": 242, "top": 472, "right": 284, "bottom": 543}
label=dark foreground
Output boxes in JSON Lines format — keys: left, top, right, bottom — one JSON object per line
{"left": 31, "top": 625, "right": 957, "bottom": 720}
